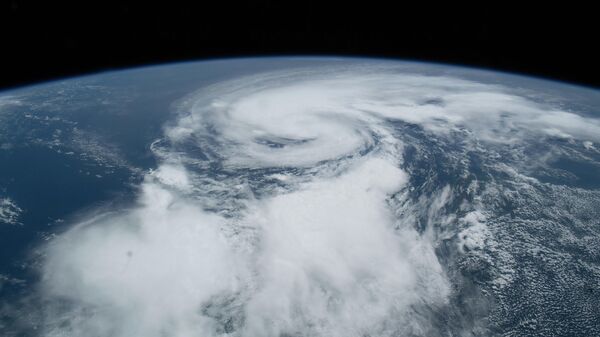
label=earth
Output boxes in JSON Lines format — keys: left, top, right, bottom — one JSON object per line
{"left": 0, "top": 57, "right": 599, "bottom": 337}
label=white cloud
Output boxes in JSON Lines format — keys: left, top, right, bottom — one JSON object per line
{"left": 242, "top": 158, "right": 448, "bottom": 335}
{"left": 150, "top": 163, "right": 192, "bottom": 191}
{"left": 583, "top": 141, "right": 595, "bottom": 150}
{"left": 0, "top": 198, "right": 22, "bottom": 225}
{"left": 41, "top": 157, "right": 449, "bottom": 336}
{"left": 42, "top": 183, "right": 249, "bottom": 336}
{"left": 458, "top": 211, "right": 490, "bottom": 253}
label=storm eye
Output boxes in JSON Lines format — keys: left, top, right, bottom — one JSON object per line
{"left": 254, "top": 136, "right": 314, "bottom": 148}
{"left": 420, "top": 97, "right": 445, "bottom": 106}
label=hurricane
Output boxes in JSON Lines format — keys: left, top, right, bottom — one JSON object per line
{"left": 2, "top": 60, "right": 600, "bottom": 336}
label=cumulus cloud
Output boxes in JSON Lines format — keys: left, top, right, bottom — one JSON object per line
{"left": 242, "top": 158, "right": 448, "bottom": 336}
{"left": 42, "top": 183, "right": 248, "bottom": 336}
{"left": 0, "top": 197, "right": 22, "bottom": 225}
{"left": 41, "top": 158, "right": 449, "bottom": 336}
{"left": 32, "top": 65, "right": 600, "bottom": 336}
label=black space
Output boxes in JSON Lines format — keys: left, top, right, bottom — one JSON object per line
{"left": 1, "top": 1, "right": 598, "bottom": 90}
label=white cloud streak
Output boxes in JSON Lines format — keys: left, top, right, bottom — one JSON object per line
{"left": 0, "top": 198, "right": 22, "bottom": 225}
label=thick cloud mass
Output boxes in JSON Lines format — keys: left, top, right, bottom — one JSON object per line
{"left": 36, "top": 67, "right": 600, "bottom": 336}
